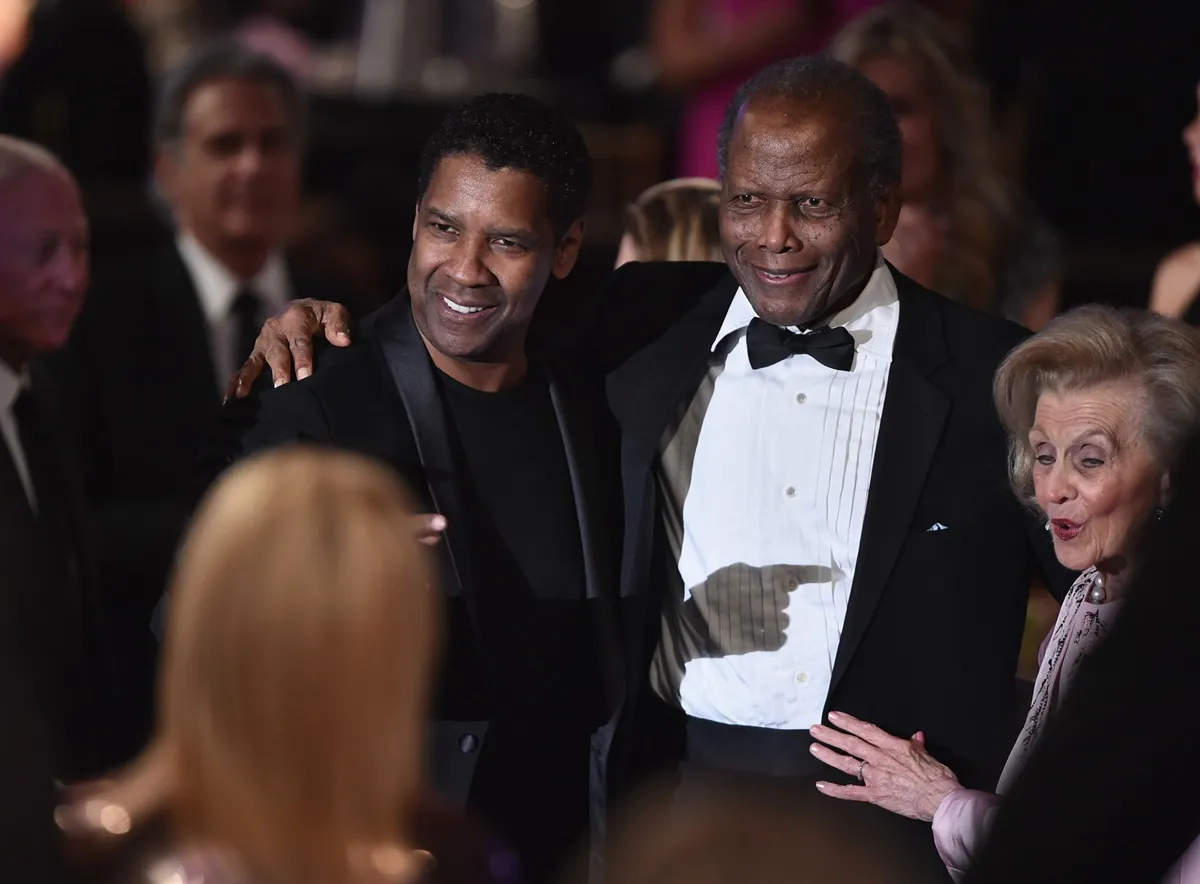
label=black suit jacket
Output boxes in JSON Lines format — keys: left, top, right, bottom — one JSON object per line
{"left": 228, "top": 293, "right": 623, "bottom": 818}
{"left": 0, "top": 359, "right": 116, "bottom": 779}
{"left": 65, "top": 241, "right": 372, "bottom": 761}
{"left": 603, "top": 261, "right": 1074, "bottom": 791}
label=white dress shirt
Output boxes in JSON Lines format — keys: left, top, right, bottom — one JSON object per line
{"left": 0, "top": 359, "right": 35, "bottom": 509}
{"left": 176, "top": 233, "right": 292, "bottom": 390}
{"left": 652, "top": 257, "right": 899, "bottom": 729}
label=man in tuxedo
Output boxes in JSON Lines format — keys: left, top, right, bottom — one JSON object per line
{"left": 225, "top": 93, "right": 619, "bottom": 884}
{"left": 66, "top": 41, "right": 368, "bottom": 760}
{"left": 0, "top": 135, "right": 112, "bottom": 880}
{"left": 597, "top": 58, "right": 1070, "bottom": 873}
{"left": 228, "top": 59, "right": 1072, "bottom": 868}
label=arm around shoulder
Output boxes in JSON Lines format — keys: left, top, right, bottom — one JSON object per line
{"left": 197, "top": 375, "right": 336, "bottom": 497}
{"left": 239, "top": 377, "right": 335, "bottom": 459}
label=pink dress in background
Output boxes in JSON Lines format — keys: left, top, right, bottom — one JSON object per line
{"left": 931, "top": 568, "right": 1200, "bottom": 883}
{"left": 678, "top": 0, "right": 881, "bottom": 178}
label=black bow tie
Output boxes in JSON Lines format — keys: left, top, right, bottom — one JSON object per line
{"left": 744, "top": 317, "right": 856, "bottom": 371}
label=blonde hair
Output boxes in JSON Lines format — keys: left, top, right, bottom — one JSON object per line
{"left": 103, "top": 448, "right": 439, "bottom": 883}
{"left": 830, "top": 3, "right": 1014, "bottom": 313}
{"left": 993, "top": 306, "right": 1200, "bottom": 507}
{"left": 623, "top": 177, "right": 723, "bottom": 263}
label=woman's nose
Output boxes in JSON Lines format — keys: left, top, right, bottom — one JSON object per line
{"left": 1044, "top": 463, "right": 1075, "bottom": 503}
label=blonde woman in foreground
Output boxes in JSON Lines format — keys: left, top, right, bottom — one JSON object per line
{"left": 59, "top": 448, "right": 519, "bottom": 884}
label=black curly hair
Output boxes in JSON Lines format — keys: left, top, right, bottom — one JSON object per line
{"left": 416, "top": 93, "right": 592, "bottom": 237}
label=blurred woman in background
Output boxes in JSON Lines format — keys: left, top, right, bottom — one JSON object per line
{"left": 60, "top": 448, "right": 512, "bottom": 884}
{"left": 650, "top": 0, "right": 881, "bottom": 180}
{"left": 1149, "top": 79, "right": 1200, "bottom": 323}
{"left": 615, "top": 177, "right": 723, "bottom": 267}
{"left": 830, "top": 2, "right": 1062, "bottom": 330}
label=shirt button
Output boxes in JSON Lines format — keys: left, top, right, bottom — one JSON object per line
{"left": 785, "top": 486, "right": 796, "bottom": 498}
{"left": 795, "top": 392, "right": 807, "bottom": 404}
{"left": 795, "top": 672, "right": 808, "bottom": 684}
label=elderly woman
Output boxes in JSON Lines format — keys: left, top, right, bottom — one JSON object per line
{"left": 808, "top": 306, "right": 1200, "bottom": 881}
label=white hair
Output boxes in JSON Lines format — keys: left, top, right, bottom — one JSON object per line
{"left": 0, "top": 136, "right": 68, "bottom": 191}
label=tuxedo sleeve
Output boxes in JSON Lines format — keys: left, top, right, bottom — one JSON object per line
{"left": 238, "top": 379, "right": 335, "bottom": 458}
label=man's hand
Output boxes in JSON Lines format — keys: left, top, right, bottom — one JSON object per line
{"left": 225, "top": 298, "right": 353, "bottom": 400}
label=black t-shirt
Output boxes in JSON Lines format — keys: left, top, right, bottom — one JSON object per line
{"left": 436, "top": 364, "right": 604, "bottom": 878}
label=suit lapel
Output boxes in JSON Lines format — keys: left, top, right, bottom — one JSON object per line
{"left": 372, "top": 295, "right": 475, "bottom": 604}
{"left": 609, "top": 272, "right": 739, "bottom": 598}
{"left": 829, "top": 275, "right": 950, "bottom": 695}
{"left": 544, "top": 360, "right": 626, "bottom": 719}
{"left": 543, "top": 360, "right": 608, "bottom": 602}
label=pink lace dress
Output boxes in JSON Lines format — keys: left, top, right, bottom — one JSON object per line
{"left": 931, "top": 567, "right": 1200, "bottom": 882}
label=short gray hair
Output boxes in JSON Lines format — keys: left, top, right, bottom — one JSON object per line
{"left": 152, "top": 39, "right": 307, "bottom": 153}
{"left": 0, "top": 136, "right": 67, "bottom": 190}
{"left": 716, "top": 55, "right": 901, "bottom": 201}
{"left": 993, "top": 305, "right": 1200, "bottom": 507}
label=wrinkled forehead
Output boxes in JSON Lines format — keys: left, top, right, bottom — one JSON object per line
{"left": 1033, "top": 382, "right": 1146, "bottom": 444}
{"left": 731, "top": 94, "right": 860, "bottom": 163}
{"left": 424, "top": 154, "right": 555, "bottom": 232}
{"left": 0, "top": 168, "right": 85, "bottom": 234}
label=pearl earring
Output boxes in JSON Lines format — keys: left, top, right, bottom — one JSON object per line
{"left": 1044, "top": 520, "right": 1051, "bottom": 531}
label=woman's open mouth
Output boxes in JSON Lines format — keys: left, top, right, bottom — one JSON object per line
{"left": 1051, "top": 519, "right": 1082, "bottom": 542}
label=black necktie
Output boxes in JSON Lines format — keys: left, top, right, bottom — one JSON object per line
{"left": 231, "top": 288, "right": 264, "bottom": 372}
{"left": 744, "top": 317, "right": 856, "bottom": 372}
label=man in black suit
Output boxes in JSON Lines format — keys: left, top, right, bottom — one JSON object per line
{"left": 0, "top": 135, "right": 113, "bottom": 880}
{"left": 66, "top": 41, "right": 371, "bottom": 761}
{"left": 230, "top": 59, "right": 1071, "bottom": 870}
{"left": 224, "top": 93, "right": 618, "bottom": 884}
{"left": 598, "top": 60, "right": 1071, "bottom": 875}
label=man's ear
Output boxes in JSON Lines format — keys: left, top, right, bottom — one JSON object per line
{"left": 552, "top": 218, "right": 586, "bottom": 280}
{"left": 1160, "top": 471, "right": 1172, "bottom": 509}
{"left": 412, "top": 201, "right": 421, "bottom": 241}
{"left": 874, "top": 183, "right": 902, "bottom": 246}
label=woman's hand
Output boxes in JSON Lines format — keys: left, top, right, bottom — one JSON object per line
{"left": 808, "top": 711, "right": 961, "bottom": 822}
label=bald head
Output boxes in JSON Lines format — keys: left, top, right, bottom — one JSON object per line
{"left": 0, "top": 136, "right": 71, "bottom": 195}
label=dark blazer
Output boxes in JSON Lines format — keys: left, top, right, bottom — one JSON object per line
{"left": 602, "top": 261, "right": 1074, "bottom": 793}
{"left": 227, "top": 292, "right": 623, "bottom": 828}
{"left": 65, "top": 241, "right": 372, "bottom": 762}
{"left": 0, "top": 359, "right": 116, "bottom": 780}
